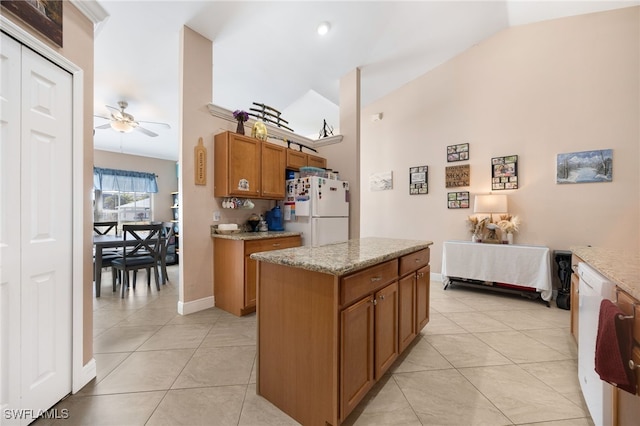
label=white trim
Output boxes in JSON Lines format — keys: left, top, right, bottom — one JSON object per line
{"left": 207, "top": 103, "right": 343, "bottom": 148}
{"left": 0, "top": 16, "right": 92, "bottom": 394}
{"left": 177, "top": 296, "right": 215, "bottom": 315}
{"left": 431, "top": 272, "right": 443, "bottom": 283}
{"left": 68, "top": 0, "right": 110, "bottom": 35}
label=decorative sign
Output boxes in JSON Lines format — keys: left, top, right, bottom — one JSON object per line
{"left": 556, "top": 149, "right": 612, "bottom": 184}
{"left": 194, "top": 137, "right": 207, "bottom": 185}
{"left": 447, "top": 143, "right": 469, "bottom": 162}
{"left": 447, "top": 191, "right": 469, "bottom": 209}
{"left": 491, "top": 155, "right": 518, "bottom": 190}
{"left": 445, "top": 165, "right": 470, "bottom": 188}
{"left": 1, "top": 0, "right": 63, "bottom": 47}
{"left": 409, "top": 166, "right": 428, "bottom": 195}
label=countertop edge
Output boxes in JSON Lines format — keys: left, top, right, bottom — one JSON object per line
{"left": 211, "top": 230, "right": 302, "bottom": 240}
{"left": 251, "top": 238, "right": 433, "bottom": 276}
{"left": 571, "top": 246, "right": 640, "bottom": 301}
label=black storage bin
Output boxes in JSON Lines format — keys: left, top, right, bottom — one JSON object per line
{"left": 554, "top": 250, "right": 572, "bottom": 310}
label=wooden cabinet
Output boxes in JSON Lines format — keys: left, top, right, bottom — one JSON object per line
{"left": 214, "top": 131, "right": 286, "bottom": 200}
{"left": 214, "top": 235, "right": 301, "bottom": 316}
{"left": 340, "top": 266, "right": 398, "bottom": 421}
{"left": 261, "top": 142, "right": 286, "bottom": 198}
{"left": 285, "top": 148, "right": 327, "bottom": 170}
{"left": 612, "top": 288, "right": 640, "bottom": 425}
{"left": 256, "top": 245, "right": 431, "bottom": 426}
{"left": 398, "top": 248, "right": 431, "bottom": 352}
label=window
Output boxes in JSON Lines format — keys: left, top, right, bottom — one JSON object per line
{"left": 93, "top": 167, "right": 158, "bottom": 224}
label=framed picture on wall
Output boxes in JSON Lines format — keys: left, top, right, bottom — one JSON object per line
{"left": 556, "top": 149, "right": 612, "bottom": 184}
{"left": 447, "top": 191, "right": 469, "bottom": 209}
{"left": 447, "top": 143, "right": 469, "bottom": 162}
{"left": 491, "top": 155, "right": 518, "bottom": 190}
{"left": 1, "top": 0, "right": 63, "bottom": 47}
{"left": 409, "top": 166, "right": 428, "bottom": 194}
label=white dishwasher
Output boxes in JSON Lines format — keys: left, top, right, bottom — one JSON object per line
{"left": 578, "top": 262, "right": 615, "bottom": 426}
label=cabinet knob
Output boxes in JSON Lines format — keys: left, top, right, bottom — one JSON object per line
{"left": 370, "top": 276, "right": 382, "bottom": 282}
{"left": 630, "top": 360, "right": 638, "bottom": 370}
{"left": 379, "top": 294, "right": 385, "bottom": 300}
{"left": 417, "top": 272, "right": 424, "bottom": 278}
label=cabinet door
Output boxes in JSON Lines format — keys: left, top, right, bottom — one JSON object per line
{"left": 341, "top": 296, "right": 374, "bottom": 420}
{"left": 398, "top": 274, "right": 416, "bottom": 353}
{"left": 416, "top": 265, "right": 430, "bottom": 331}
{"left": 374, "top": 282, "right": 399, "bottom": 378}
{"left": 261, "top": 142, "right": 286, "bottom": 199}
{"left": 286, "top": 149, "right": 307, "bottom": 170}
{"left": 570, "top": 272, "right": 579, "bottom": 343}
{"left": 307, "top": 154, "right": 327, "bottom": 169}
{"left": 228, "top": 135, "right": 261, "bottom": 197}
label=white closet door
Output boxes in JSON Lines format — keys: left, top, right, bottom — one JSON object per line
{"left": 0, "top": 33, "right": 73, "bottom": 423}
{"left": 0, "top": 33, "right": 23, "bottom": 420}
{"left": 20, "top": 43, "right": 73, "bottom": 416}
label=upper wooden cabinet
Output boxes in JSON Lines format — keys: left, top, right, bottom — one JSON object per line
{"left": 214, "top": 131, "right": 285, "bottom": 200}
{"left": 285, "top": 148, "right": 327, "bottom": 170}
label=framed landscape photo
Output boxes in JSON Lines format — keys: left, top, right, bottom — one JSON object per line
{"left": 447, "top": 143, "right": 469, "bottom": 162}
{"left": 409, "top": 166, "right": 428, "bottom": 194}
{"left": 491, "top": 155, "right": 518, "bottom": 190}
{"left": 1, "top": 0, "right": 63, "bottom": 47}
{"left": 556, "top": 149, "right": 612, "bottom": 184}
{"left": 447, "top": 191, "right": 469, "bottom": 209}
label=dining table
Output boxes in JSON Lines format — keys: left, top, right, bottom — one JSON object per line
{"left": 93, "top": 232, "right": 161, "bottom": 297}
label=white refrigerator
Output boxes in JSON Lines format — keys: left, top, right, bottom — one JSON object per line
{"left": 284, "top": 176, "right": 349, "bottom": 246}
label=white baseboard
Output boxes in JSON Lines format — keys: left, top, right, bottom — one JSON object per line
{"left": 178, "top": 296, "right": 215, "bottom": 315}
{"left": 431, "top": 272, "right": 443, "bottom": 283}
{"left": 72, "top": 358, "right": 96, "bottom": 393}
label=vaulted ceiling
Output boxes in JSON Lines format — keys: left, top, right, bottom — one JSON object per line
{"left": 93, "top": 1, "right": 638, "bottom": 160}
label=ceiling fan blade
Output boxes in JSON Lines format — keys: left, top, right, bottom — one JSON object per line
{"left": 135, "top": 126, "right": 159, "bottom": 137}
{"left": 137, "top": 120, "right": 171, "bottom": 129}
{"left": 95, "top": 123, "right": 112, "bottom": 129}
{"left": 94, "top": 114, "right": 110, "bottom": 121}
{"left": 105, "top": 105, "right": 124, "bottom": 120}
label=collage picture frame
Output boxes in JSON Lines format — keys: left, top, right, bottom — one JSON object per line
{"left": 491, "top": 155, "right": 518, "bottom": 190}
{"left": 409, "top": 166, "right": 428, "bottom": 194}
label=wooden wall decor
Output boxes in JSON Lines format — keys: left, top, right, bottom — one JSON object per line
{"left": 445, "top": 164, "right": 470, "bottom": 188}
{"left": 1, "top": 0, "right": 63, "bottom": 47}
{"left": 194, "top": 137, "right": 207, "bottom": 185}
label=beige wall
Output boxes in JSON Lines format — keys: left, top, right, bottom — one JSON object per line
{"left": 360, "top": 7, "right": 639, "bottom": 276}
{"left": 3, "top": 0, "right": 96, "bottom": 365}
{"left": 94, "top": 150, "right": 178, "bottom": 222}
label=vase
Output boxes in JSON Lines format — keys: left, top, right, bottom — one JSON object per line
{"left": 507, "top": 232, "right": 514, "bottom": 245}
{"left": 236, "top": 120, "right": 245, "bottom": 135}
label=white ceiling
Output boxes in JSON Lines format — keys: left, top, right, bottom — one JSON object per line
{"left": 93, "top": 0, "right": 638, "bottom": 161}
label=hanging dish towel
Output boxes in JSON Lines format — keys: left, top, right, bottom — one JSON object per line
{"left": 594, "top": 299, "right": 636, "bottom": 394}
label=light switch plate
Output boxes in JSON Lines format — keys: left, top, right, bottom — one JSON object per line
{"left": 213, "top": 211, "right": 220, "bottom": 221}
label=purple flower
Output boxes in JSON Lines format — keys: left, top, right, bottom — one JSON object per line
{"left": 233, "top": 110, "right": 249, "bottom": 122}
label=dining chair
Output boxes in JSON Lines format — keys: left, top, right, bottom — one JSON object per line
{"left": 93, "top": 221, "right": 118, "bottom": 235}
{"left": 111, "top": 223, "right": 163, "bottom": 298}
{"left": 93, "top": 221, "right": 122, "bottom": 295}
{"left": 159, "top": 222, "right": 175, "bottom": 284}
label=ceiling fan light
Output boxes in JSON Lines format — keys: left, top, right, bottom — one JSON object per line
{"left": 110, "top": 120, "right": 133, "bottom": 133}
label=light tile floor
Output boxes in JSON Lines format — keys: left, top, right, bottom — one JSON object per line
{"left": 38, "top": 266, "right": 594, "bottom": 425}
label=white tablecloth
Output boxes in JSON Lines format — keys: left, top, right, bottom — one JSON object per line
{"left": 441, "top": 241, "right": 552, "bottom": 301}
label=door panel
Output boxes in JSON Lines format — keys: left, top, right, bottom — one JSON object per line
{"left": 374, "top": 282, "right": 398, "bottom": 378}
{"left": 311, "top": 217, "right": 348, "bottom": 247}
{"left": 0, "top": 33, "right": 22, "bottom": 419}
{"left": 416, "top": 266, "right": 430, "bottom": 331}
{"left": 20, "top": 44, "right": 73, "bottom": 416}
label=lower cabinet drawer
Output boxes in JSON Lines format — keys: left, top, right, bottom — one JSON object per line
{"left": 399, "top": 248, "right": 430, "bottom": 276}
{"left": 245, "top": 236, "right": 301, "bottom": 255}
{"left": 341, "top": 259, "right": 398, "bottom": 306}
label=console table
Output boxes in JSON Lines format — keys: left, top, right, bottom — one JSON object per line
{"left": 441, "top": 240, "right": 552, "bottom": 303}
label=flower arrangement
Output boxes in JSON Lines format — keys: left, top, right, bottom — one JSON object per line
{"left": 466, "top": 215, "right": 488, "bottom": 236}
{"left": 496, "top": 214, "right": 521, "bottom": 234}
{"left": 233, "top": 110, "right": 249, "bottom": 122}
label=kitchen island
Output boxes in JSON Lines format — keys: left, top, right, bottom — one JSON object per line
{"left": 251, "top": 237, "right": 433, "bottom": 426}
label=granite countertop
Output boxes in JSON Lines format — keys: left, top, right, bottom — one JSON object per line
{"left": 571, "top": 246, "right": 640, "bottom": 301}
{"left": 211, "top": 226, "right": 301, "bottom": 240}
{"left": 250, "top": 237, "right": 433, "bottom": 276}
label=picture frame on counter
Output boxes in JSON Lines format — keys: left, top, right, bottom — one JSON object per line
{"left": 409, "top": 166, "right": 428, "bottom": 194}
{"left": 491, "top": 155, "right": 518, "bottom": 190}
{"left": 447, "top": 143, "right": 469, "bottom": 162}
{"left": 447, "top": 191, "right": 469, "bottom": 209}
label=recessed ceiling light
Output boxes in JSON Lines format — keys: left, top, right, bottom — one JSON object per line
{"left": 317, "top": 22, "right": 331, "bottom": 36}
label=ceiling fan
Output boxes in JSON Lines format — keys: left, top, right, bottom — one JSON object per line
{"left": 94, "top": 101, "right": 170, "bottom": 137}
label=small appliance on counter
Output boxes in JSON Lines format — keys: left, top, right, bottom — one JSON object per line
{"left": 247, "top": 214, "right": 261, "bottom": 232}
{"left": 265, "top": 206, "right": 284, "bottom": 231}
